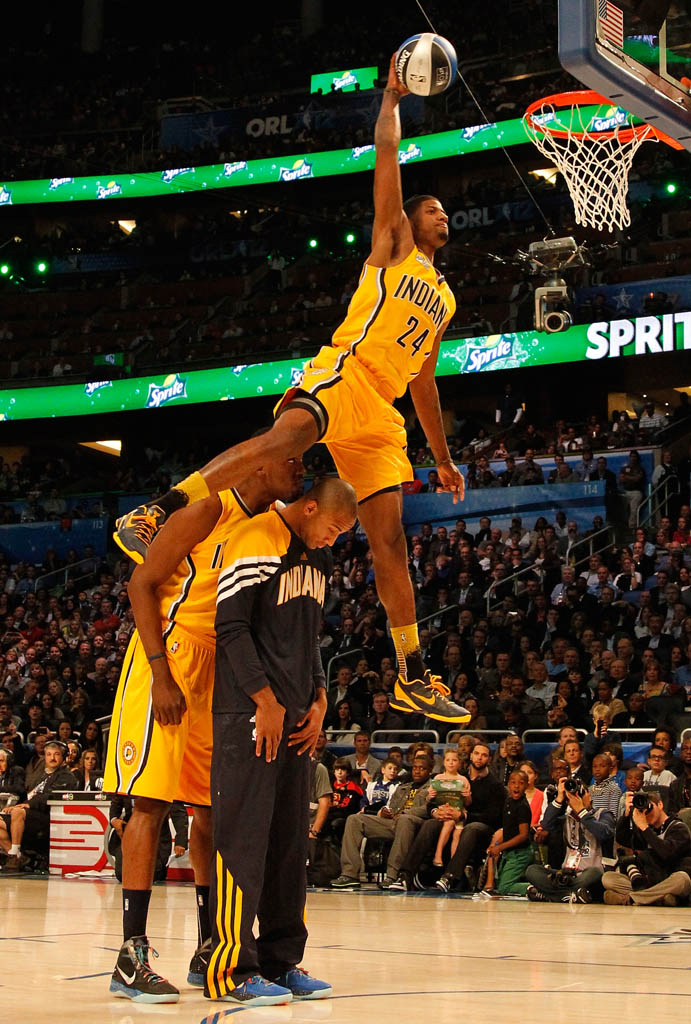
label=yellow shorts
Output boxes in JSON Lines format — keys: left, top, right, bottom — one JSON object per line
{"left": 275, "top": 346, "right": 412, "bottom": 503}
{"left": 103, "top": 624, "right": 214, "bottom": 806}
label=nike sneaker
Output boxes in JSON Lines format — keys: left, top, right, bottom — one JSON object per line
{"left": 187, "top": 936, "right": 212, "bottom": 986}
{"left": 113, "top": 504, "right": 166, "bottom": 564}
{"left": 206, "top": 974, "right": 293, "bottom": 1006}
{"left": 273, "top": 967, "right": 332, "bottom": 999}
{"left": 110, "top": 936, "right": 179, "bottom": 1003}
{"left": 389, "top": 670, "right": 470, "bottom": 723}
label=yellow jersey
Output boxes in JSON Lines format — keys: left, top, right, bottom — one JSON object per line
{"left": 156, "top": 489, "right": 260, "bottom": 643}
{"left": 330, "top": 245, "right": 456, "bottom": 403}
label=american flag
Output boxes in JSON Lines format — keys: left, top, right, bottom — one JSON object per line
{"left": 598, "top": 0, "right": 625, "bottom": 49}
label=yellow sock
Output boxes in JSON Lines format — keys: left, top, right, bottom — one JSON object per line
{"left": 391, "top": 623, "right": 420, "bottom": 680}
{"left": 174, "top": 470, "right": 210, "bottom": 506}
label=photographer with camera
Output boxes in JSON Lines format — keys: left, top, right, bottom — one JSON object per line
{"left": 525, "top": 774, "right": 615, "bottom": 903}
{"left": 601, "top": 788, "right": 691, "bottom": 906}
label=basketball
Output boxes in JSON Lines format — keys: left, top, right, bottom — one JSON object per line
{"left": 395, "top": 32, "right": 457, "bottom": 96}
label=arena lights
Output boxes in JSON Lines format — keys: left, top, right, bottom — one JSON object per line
{"left": 308, "top": 238, "right": 319, "bottom": 249}
{"left": 665, "top": 182, "right": 678, "bottom": 194}
{"left": 344, "top": 232, "right": 356, "bottom": 244}
{"left": 35, "top": 261, "right": 48, "bottom": 274}
{"left": 0, "top": 264, "right": 9, "bottom": 275}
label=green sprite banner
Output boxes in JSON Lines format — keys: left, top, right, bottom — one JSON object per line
{"left": 310, "top": 67, "right": 378, "bottom": 93}
{"left": 0, "top": 106, "right": 610, "bottom": 207}
{"left": 1, "top": 311, "right": 689, "bottom": 423}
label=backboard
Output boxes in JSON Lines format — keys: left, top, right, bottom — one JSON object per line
{"left": 558, "top": 0, "right": 691, "bottom": 150}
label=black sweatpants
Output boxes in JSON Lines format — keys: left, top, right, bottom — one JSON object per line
{"left": 205, "top": 712, "right": 310, "bottom": 999}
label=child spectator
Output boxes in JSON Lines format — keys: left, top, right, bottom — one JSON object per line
{"left": 618, "top": 765, "right": 645, "bottom": 818}
{"left": 483, "top": 769, "right": 533, "bottom": 895}
{"left": 589, "top": 753, "right": 622, "bottom": 818}
{"left": 427, "top": 748, "right": 471, "bottom": 867}
{"left": 360, "top": 758, "right": 399, "bottom": 813}
{"left": 519, "top": 760, "right": 544, "bottom": 826}
{"left": 327, "top": 758, "right": 363, "bottom": 841}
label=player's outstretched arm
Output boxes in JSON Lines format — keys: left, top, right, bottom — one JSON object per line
{"left": 370, "top": 54, "right": 414, "bottom": 267}
{"left": 409, "top": 327, "right": 465, "bottom": 503}
{"left": 129, "top": 495, "right": 222, "bottom": 725}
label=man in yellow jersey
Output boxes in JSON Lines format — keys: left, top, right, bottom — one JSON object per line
{"left": 115, "top": 54, "right": 469, "bottom": 726}
{"left": 105, "top": 455, "right": 304, "bottom": 1004}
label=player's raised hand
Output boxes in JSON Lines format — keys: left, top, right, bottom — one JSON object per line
{"left": 437, "top": 460, "right": 465, "bottom": 504}
{"left": 385, "top": 52, "right": 409, "bottom": 98}
{"left": 151, "top": 660, "right": 187, "bottom": 726}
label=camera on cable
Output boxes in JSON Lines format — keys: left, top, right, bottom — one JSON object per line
{"left": 395, "top": 33, "right": 457, "bottom": 96}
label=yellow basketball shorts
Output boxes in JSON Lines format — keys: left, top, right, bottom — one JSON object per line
{"left": 103, "top": 624, "right": 214, "bottom": 806}
{"left": 275, "top": 347, "right": 413, "bottom": 503}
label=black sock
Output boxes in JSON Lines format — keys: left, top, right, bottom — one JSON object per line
{"left": 122, "top": 888, "right": 152, "bottom": 942}
{"left": 154, "top": 488, "right": 188, "bottom": 517}
{"left": 404, "top": 651, "right": 426, "bottom": 681}
{"left": 195, "top": 885, "right": 211, "bottom": 946}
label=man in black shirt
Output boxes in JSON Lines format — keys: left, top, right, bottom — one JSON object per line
{"left": 206, "top": 478, "right": 357, "bottom": 1006}
{"left": 391, "top": 742, "right": 504, "bottom": 891}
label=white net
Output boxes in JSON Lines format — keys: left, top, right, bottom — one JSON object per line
{"left": 523, "top": 99, "right": 658, "bottom": 232}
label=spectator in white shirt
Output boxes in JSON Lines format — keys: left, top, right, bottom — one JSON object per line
{"left": 643, "top": 746, "right": 677, "bottom": 787}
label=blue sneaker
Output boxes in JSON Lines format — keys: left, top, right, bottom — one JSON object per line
{"left": 275, "top": 967, "right": 332, "bottom": 1000}
{"left": 213, "top": 975, "right": 292, "bottom": 1006}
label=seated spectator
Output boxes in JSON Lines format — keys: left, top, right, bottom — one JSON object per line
{"left": 0, "top": 748, "right": 26, "bottom": 801}
{"left": 330, "top": 754, "right": 433, "bottom": 889}
{"left": 326, "top": 758, "right": 363, "bottom": 841}
{"left": 618, "top": 766, "right": 645, "bottom": 818}
{"left": 455, "top": 695, "right": 487, "bottom": 732}
{"left": 481, "top": 773, "right": 533, "bottom": 898}
{"left": 589, "top": 753, "right": 622, "bottom": 818}
{"left": 359, "top": 759, "right": 400, "bottom": 813}
{"left": 71, "top": 748, "right": 103, "bottom": 791}
{"left": 602, "top": 789, "right": 691, "bottom": 905}
{"left": 80, "top": 719, "right": 105, "bottom": 762}
{"left": 427, "top": 748, "right": 471, "bottom": 868}
{"left": 313, "top": 729, "right": 335, "bottom": 774}
{"left": 325, "top": 699, "right": 361, "bottom": 742}
{"left": 611, "top": 692, "right": 656, "bottom": 730}
{"left": 393, "top": 742, "right": 504, "bottom": 892}
{"left": 64, "top": 739, "right": 82, "bottom": 770}
{"left": 563, "top": 739, "right": 591, "bottom": 788}
{"left": 668, "top": 737, "right": 691, "bottom": 830}
{"left": 525, "top": 773, "right": 615, "bottom": 903}
{"left": 344, "top": 731, "right": 381, "bottom": 786}
{"left": 491, "top": 733, "right": 525, "bottom": 787}
{"left": 366, "top": 691, "right": 405, "bottom": 741}
{"left": 519, "top": 759, "right": 544, "bottom": 826}
{"left": 643, "top": 746, "right": 677, "bottom": 787}
{"left": 0, "top": 740, "right": 77, "bottom": 871}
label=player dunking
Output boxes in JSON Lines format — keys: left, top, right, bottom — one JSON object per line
{"left": 116, "top": 55, "right": 469, "bottom": 726}
{"left": 104, "top": 455, "right": 304, "bottom": 1003}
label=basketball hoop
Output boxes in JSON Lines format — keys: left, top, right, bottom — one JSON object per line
{"left": 523, "top": 90, "right": 683, "bottom": 233}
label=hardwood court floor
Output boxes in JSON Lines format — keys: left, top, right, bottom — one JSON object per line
{"left": 2, "top": 877, "right": 690, "bottom": 1023}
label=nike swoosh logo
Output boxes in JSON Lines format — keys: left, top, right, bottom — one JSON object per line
{"left": 118, "top": 965, "right": 137, "bottom": 985}
{"left": 398, "top": 686, "right": 438, "bottom": 706}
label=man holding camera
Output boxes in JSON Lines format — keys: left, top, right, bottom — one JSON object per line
{"left": 525, "top": 775, "right": 615, "bottom": 903}
{"left": 601, "top": 788, "right": 691, "bottom": 906}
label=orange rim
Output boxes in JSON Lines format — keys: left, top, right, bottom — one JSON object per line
{"left": 524, "top": 89, "right": 684, "bottom": 149}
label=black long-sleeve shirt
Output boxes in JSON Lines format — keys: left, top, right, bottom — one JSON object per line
{"left": 615, "top": 811, "right": 691, "bottom": 884}
{"left": 467, "top": 771, "right": 505, "bottom": 830}
{"left": 214, "top": 510, "right": 330, "bottom": 724}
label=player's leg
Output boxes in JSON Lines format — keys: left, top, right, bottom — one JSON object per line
{"left": 205, "top": 713, "right": 292, "bottom": 1006}
{"left": 185, "top": 806, "right": 214, "bottom": 986}
{"left": 255, "top": 747, "right": 331, "bottom": 1000}
{"left": 105, "top": 633, "right": 191, "bottom": 1002}
{"left": 115, "top": 407, "right": 318, "bottom": 563}
{"left": 356, "top": 490, "right": 469, "bottom": 723}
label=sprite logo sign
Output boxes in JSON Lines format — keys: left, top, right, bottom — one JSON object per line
{"left": 460, "top": 335, "right": 531, "bottom": 373}
{"left": 0, "top": 186, "right": 12, "bottom": 205}
{"left": 145, "top": 373, "right": 188, "bottom": 409}
{"left": 279, "top": 159, "right": 313, "bottom": 182}
{"left": 332, "top": 71, "right": 357, "bottom": 90}
{"left": 161, "top": 167, "right": 195, "bottom": 183}
{"left": 223, "top": 161, "right": 248, "bottom": 177}
{"left": 398, "top": 144, "right": 422, "bottom": 165}
{"left": 84, "top": 381, "right": 112, "bottom": 396}
{"left": 96, "top": 180, "right": 122, "bottom": 200}
{"left": 49, "top": 177, "right": 74, "bottom": 190}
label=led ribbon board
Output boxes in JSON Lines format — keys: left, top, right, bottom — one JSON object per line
{"left": 310, "top": 67, "right": 378, "bottom": 93}
{"left": 1, "top": 312, "right": 689, "bottom": 422}
{"left": 0, "top": 107, "right": 610, "bottom": 206}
